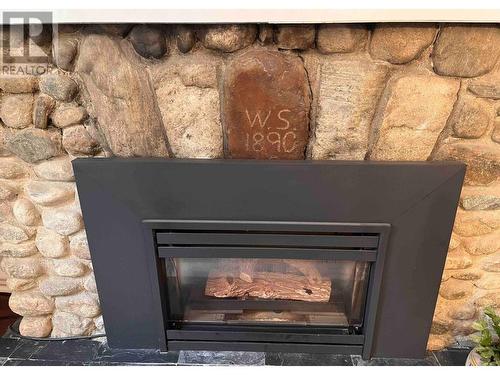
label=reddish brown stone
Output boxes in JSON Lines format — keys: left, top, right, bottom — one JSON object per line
{"left": 223, "top": 50, "right": 311, "bottom": 159}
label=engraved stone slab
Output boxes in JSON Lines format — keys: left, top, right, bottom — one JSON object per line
{"left": 223, "top": 50, "right": 311, "bottom": 159}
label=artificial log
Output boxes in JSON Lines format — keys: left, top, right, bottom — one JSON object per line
{"left": 205, "top": 270, "right": 331, "bottom": 303}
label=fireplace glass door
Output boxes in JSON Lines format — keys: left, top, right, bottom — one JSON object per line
{"left": 164, "top": 258, "right": 370, "bottom": 328}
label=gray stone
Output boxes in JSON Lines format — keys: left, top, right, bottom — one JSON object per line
{"left": 52, "top": 258, "right": 87, "bottom": 277}
{"left": 35, "top": 227, "right": 68, "bottom": 258}
{"left": 33, "top": 94, "right": 56, "bottom": 129}
{"left": 0, "top": 93, "right": 34, "bottom": 129}
{"left": 275, "top": 25, "right": 315, "bottom": 50}
{"left": 93, "top": 315, "right": 104, "bottom": 334}
{"left": 0, "top": 222, "right": 31, "bottom": 243}
{"left": 33, "top": 156, "right": 74, "bottom": 181}
{"left": 41, "top": 207, "right": 82, "bottom": 236}
{"left": 0, "top": 75, "right": 38, "bottom": 93}
{"left": 9, "top": 291, "right": 55, "bottom": 316}
{"left": 50, "top": 103, "right": 87, "bottom": 128}
{"left": 69, "top": 230, "right": 91, "bottom": 260}
{"left": 0, "top": 257, "right": 43, "bottom": 279}
{"left": 39, "top": 74, "right": 78, "bottom": 102}
{"left": 6, "top": 128, "right": 62, "bottom": 163}
{"left": 461, "top": 194, "right": 499, "bottom": 210}
{"left": 0, "top": 241, "right": 38, "bottom": 257}
{"left": 128, "top": 25, "right": 167, "bottom": 59}
{"left": 19, "top": 315, "right": 52, "bottom": 337}
{"left": 200, "top": 24, "right": 257, "bottom": 53}
{"left": 51, "top": 311, "right": 94, "bottom": 337}
{"left": 0, "top": 159, "right": 26, "bottom": 179}
{"left": 317, "top": 24, "right": 368, "bottom": 54}
{"left": 52, "top": 33, "right": 79, "bottom": 71}
{"left": 370, "top": 74, "right": 460, "bottom": 160}
{"left": 433, "top": 25, "right": 500, "bottom": 78}
{"left": 449, "top": 97, "right": 491, "bottom": 139}
{"left": 13, "top": 198, "right": 40, "bottom": 226}
{"left": 156, "top": 77, "right": 222, "bottom": 158}
{"left": 39, "top": 276, "right": 82, "bottom": 296}
{"left": 311, "top": 57, "right": 390, "bottom": 160}
{"left": 62, "top": 125, "right": 100, "bottom": 155}
{"left": 75, "top": 34, "right": 169, "bottom": 157}
{"left": 55, "top": 292, "right": 100, "bottom": 318}
{"left": 258, "top": 24, "right": 274, "bottom": 45}
{"left": 176, "top": 25, "right": 196, "bottom": 53}
{"left": 370, "top": 24, "right": 437, "bottom": 64}
{"left": 26, "top": 180, "right": 75, "bottom": 206}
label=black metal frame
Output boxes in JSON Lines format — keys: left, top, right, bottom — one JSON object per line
{"left": 144, "top": 220, "right": 389, "bottom": 358}
{"left": 73, "top": 159, "right": 465, "bottom": 359}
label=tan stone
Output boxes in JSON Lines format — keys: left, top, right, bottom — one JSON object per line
{"left": 433, "top": 25, "right": 500, "bottom": 78}
{"left": 427, "top": 334, "right": 453, "bottom": 351}
{"left": 41, "top": 207, "right": 82, "bottom": 236}
{"left": 316, "top": 24, "right": 367, "bottom": 54}
{"left": 52, "top": 258, "right": 87, "bottom": 277}
{"left": 449, "top": 97, "right": 491, "bottom": 139}
{"left": 0, "top": 222, "right": 32, "bottom": 243}
{"left": 451, "top": 269, "right": 483, "bottom": 281}
{"left": 6, "top": 278, "right": 36, "bottom": 291}
{"left": 0, "top": 159, "right": 26, "bottom": 179}
{"left": 179, "top": 63, "right": 218, "bottom": 89}
{"left": 75, "top": 34, "right": 169, "bottom": 157}
{"left": 0, "top": 75, "right": 38, "bottom": 93}
{"left": 62, "top": 125, "right": 100, "bottom": 156}
{"left": 448, "top": 303, "right": 476, "bottom": 320}
{"left": 200, "top": 24, "right": 257, "bottom": 53}
{"left": 19, "top": 315, "right": 52, "bottom": 337}
{"left": 0, "top": 93, "right": 34, "bottom": 129}
{"left": 39, "top": 276, "right": 82, "bottom": 297}
{"left": 26, "top": 180, "right": 75, "bottom": 206}
{"left": 52, "top": 311, "right": 94, "bottom": 337}
{"left": 493, "top": 119, "right": 500, "bottom": 143}
{"left": 468, "top": 83, "right": 500, "bottom": 100}
{"left": 9, "top": 291, "right": 54, "bottom": 316}
{"left": 0, "top": 241, "right": 38, "bottom": 258}
{"left": 431, "top": 318, "right": 452, "bottom": 334}
{"left": 474, "top": 291, "right": 500, "bottom": 308}
{"left": 55, "top": 292, "right": 100, "bottom": 318}
{"left": 462, "top": 231, "right": 499, "bottom": 255}
{"left": 449, "top": 234, "right": 461, "bottom": 250}
{"left": 0, "top": 180, "right": 17, "bottom": 200}
{"left": 311, "top": 57, "right": 389, "bottom": 160}
{"left": 474, "top": 274, "right": 499, "bottom": 290}
{"left": 439, "top": 279, "right": 473, "bottom": 300}
{"left": 275, "top": 25, "right": 315, "bottom": 50}
{"left": 33, "top": 94, "right": 56, "bottom": 130}
{"left": 13, "top": 198, "right": 40, "bottom": 226}
{"left": 50, "top": 103, "right": 88, "bottom": 128}
{"left": 481, "top": 255, "right": 500, "bottom": 272}
{"left": 83, "top": 274, "right": 97, "bottom": 293}
{"left": 53, "top": 32, "right": 79, "bottom": 71}
{"left": 223, "top": 50, "right": 311, "bottom": 159}
{"left": 453, "top": 209, "right": 500, "bottom": 237}
{"left": 370, "top": 74, "right": 459, "bottom": 160}
{"left": 156, "top": 77, "right": 223, "bottom": 158}
{"left": 33, "top": 156, "right": 75, "bottom": 182}
{"left": 433, "top": 139, "right": 500, "bottom": 186}
{"left": 370, "top": 24, "right": 437, "bottom": 64}
{"left": 35, "top": 227, "right": 69, "bottom": 258}
{"left": 70, "top": 230, "right": 91, "bottom": 260}
{"left": 0, "top": 256, "right": 43, "bottom": 279}
{"left": 451, "top": 320, "right": 475, "bottom": 336}
{"left": 444, "top": 251, "right": 473, "bottom": 270}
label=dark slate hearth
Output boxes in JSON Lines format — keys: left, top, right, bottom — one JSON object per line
{"left": 0, "top": 337, "right": 471, "bottom": 366}
{"left": 178, "top": 350, "right": 265, "bottom": 365}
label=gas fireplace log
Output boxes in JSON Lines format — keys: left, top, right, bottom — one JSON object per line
{"left": 205, "top": 271, "right": 331, "bottom": 302}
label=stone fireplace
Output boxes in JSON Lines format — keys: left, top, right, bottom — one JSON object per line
{"left": 0, "top": 22, "right": 499, "bottom": 354}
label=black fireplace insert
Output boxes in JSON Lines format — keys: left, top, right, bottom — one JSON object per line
{"left": 73, "top": 159, "right": 465, "bottom": 359}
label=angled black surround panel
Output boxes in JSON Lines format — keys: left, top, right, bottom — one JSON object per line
{"left": 73, "top": 159, "right": 465, "bottom": 358}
